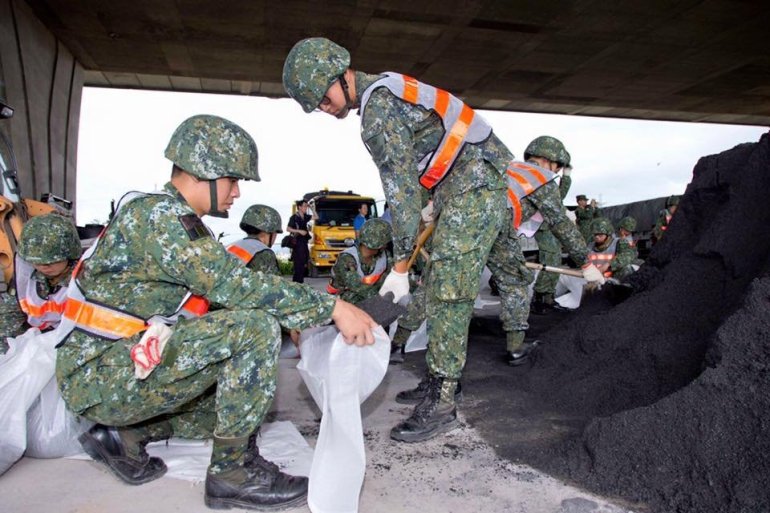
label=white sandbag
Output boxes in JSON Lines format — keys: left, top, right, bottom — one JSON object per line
{"left": 555, "top": 275, "right": 587, "bottom": 309}
{"left": 25, "top": 376, "right": 93, "bottom": 458}
{"left": 404, "top": 321, "right": 428, "bottom": 353}
{"left": 0, "top": 328, "right": 58, "bottom": 475}
{"left": 296, "top": 325, "right": 390, "bottom": 513}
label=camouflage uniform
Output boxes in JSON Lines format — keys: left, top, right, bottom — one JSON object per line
{"left": 1, "top": 213, "right": 80, "bottom": 351}
{"left": 610, "top": 238, "right": 638, "bottom": 281}
{"left": 575, "top": 202, "right": 599, "bottom": 243}
{"left": 57, "top": 117, "right": 333, "bottom": 503}
{"left": 652, "top": 197, "right": 679, "bottom": 242}
{"left": 533, "top": 173, "right": 572, "bottom": 296}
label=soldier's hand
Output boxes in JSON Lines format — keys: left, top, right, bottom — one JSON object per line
{"left": 590, "top": 199, "right": 597, "bottom": 207}
{"left": 331, "top": 299, "right": 377, "bottom": 346}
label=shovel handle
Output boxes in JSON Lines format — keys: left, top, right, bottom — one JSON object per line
{"left": 406, "top": 223, "right": 435, "bottom": 271}
{"left": 525, "top": 262, "right": 584, "bottom": 278}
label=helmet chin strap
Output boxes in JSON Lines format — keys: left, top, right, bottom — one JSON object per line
{"left": 337, "top": 73, "right": 354, "bottom": 118}
{"left": 208, "top": 180, "right": 228, "bottom": 218}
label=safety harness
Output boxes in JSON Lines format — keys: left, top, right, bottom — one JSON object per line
{"left": 14, "top": 256, "right": 68, "bottom": 330}
{"left": 326, "top": 246, "right": 388, "bottom": 294}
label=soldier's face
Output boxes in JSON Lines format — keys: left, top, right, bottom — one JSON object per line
{"left": 33, "top": 260, "right": 69, "bottom": 278}
{"left": 318, "top": 81, "right": 349, "bottom": 119}
{"left": 215, "top": 177, "right": 240, "bottom": 212}
{"left": 593, "top": 233, "right": 608, "bottom": 245}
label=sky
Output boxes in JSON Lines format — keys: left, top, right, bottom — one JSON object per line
{"left": 76, "top": 87, "right": 767, "bottom": 245}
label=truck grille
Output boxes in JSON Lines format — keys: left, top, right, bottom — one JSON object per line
{"left": 325, "top": 237, "right": 356, "bottom": 249}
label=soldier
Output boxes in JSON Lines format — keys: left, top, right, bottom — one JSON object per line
{"left": 528, "top": 137, "right": 573, "bottom": 315}
{"left": 55, "top": 115, "right": 376, "bottom": 511}
{"left": 327, "top": 218, "right": 392, "bottom": 305}
{"left": 652, "top": 195, "right": 679, "bottom": 243}
{"left": 226, "top": 204, "right": 283, "bottom": 275}
{"left": 588, "top": 217, "right": 637, "bottom": 280}
{"left": 283, "top": 38, "right": 604, "bottom": 442}
{"left": 617, "top": 216, "right": 637, "bottom": 245}
{"left": 0, "top": 213, "right": 81, "bottom": 351}
{"left": 575, "top": 194, "right": 599, "bottom": 243}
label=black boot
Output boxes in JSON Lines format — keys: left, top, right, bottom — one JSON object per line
{"left": 390, "top": 376, "right": 460, "bottom": 443}
{"left": 507, "top": 339, "right": 540, "bottom": 366}
{"left": 78, "top": 424, "right": 168, "bottom": 485}
{"left": 395, "top": 375, "right": 462, "bottom": 404}
{"left": 205, "top": 436, "right": 308, "bottom": 511}
{"left": 531, "top": 292, "right": 550, "bottom": 315}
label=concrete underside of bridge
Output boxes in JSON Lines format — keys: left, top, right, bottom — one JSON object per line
{"left": 2, "top": 0, "right": 769, "bottom": 204}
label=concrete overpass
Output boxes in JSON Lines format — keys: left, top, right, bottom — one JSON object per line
{"left": 1, "top": 0, "right": 769, "bottom": 208}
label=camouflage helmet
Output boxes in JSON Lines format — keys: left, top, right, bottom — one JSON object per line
{"left": 164, "top": 114, "right": 259, "bottom": 181}
{"left": 591, "top": 217, "right": 614, "bottom": 236}
{"left": 240, "top": 204, "right": 283, "bottom": 234}
{"left": 666, "top": 195, "right": 680, "bottom": 207}
{"left": 618, "top": 216, "right": 637, "bottom": 232}
{"left": 359, "top": 218, "right": 392, "bottom": 249}
{"left": 17, "top": 213, "right": 81, "bottom": 264}
{"left": 283, "top": 37, "right": 351, "bottom": 113}
{"left": 524, "top": 136, "right": 571, "bottom": 168}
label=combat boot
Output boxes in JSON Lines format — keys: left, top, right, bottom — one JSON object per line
{"left": 205, "top": 435, "right": 308, "bottom": 511}
{"left": 395, "top": 374, "right": 462, "bottom": 404}
{"left": 78, "top": 423, "right": 170, "bottom": 485}
{"left": 506, "top": 331, "right": 540, "bottom": 366}
{"left": 531, "top": 292, "right": 555, "bottom": 315}
{"left": 389, "top": 326, "right": 410, "bottom": 364}
{"left": 390, "top": 376, "right": 460, "bottom": 442}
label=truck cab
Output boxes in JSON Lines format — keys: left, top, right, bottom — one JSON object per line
{"left": 296, "top": 189, "right": 377, "bottom": 277}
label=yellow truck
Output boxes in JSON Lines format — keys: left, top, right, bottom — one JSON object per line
{"left": 296, "top": 189, "right": 378, "bottom": 277}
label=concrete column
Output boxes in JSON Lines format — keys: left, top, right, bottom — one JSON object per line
{"left": 0, "top": 0, "right": 83, "bottom": 217}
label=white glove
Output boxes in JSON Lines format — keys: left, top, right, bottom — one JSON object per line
{"left": 562, "top": 166, "right": 572, "bottom": 177}
{"left": 421, "top": 202, "right": 434, "bottom": 224}
{"left": 379, "top": 269, "right": 410, "bottom": 303}
{"left": 582, "top": 263, "right": 606, "bottom": 285}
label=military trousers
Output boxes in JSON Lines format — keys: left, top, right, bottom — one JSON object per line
{"left": 425, "top": 185, "right": 511, "bottom": 380}
{"left": 533, "top": 229, "right": 562, "bottom": 295}
{"left": 74, "top": 308, "right": 281, "bottom": 440}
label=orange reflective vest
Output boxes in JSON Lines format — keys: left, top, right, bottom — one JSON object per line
{"left": 14, "top": 256, "right": 68, "bottom": 330}
{"left": 327, "top": 247, "right": 388, "bottom": 295}
{"left": 360, "top": 72, "right": 494, "bottom": 191}
{"left": 588, "top": 237, "right": 619, "bottom": 275}
{"left": 505, "top": 161, "right": 558, "bottom": 228}
{"left": 226, "top": 238, "right": 270, "bottom": 265}
{"left": 56, "top": 191, "right": 210, "bottom": 343}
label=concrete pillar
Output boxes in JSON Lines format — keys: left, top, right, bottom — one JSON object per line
{"left": 0, "top": 0, "right": 83, "bottom": 216}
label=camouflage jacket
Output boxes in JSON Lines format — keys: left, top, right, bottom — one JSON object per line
{"left": 57, "top": 183, "right": 335, "bottom": 382}
{"left": 536, "top": 174, "right": 572, "bottom": 235}
{"left": 610, "top": 238, "right": 638, "bottom": 272}
{"left": 575, "top": 205, "right": 599, "bottom": 227}
{"left": 356, "top": 71, "right": 510, "bottom": 261}
{"left": 652, "top": 208, "right": 673, "bottom": 241}
{"left": 521, "top": 180, "right": 588, "bottom": 266}
{"left": 330, "top": 248, "right": 391, "bottom": 304}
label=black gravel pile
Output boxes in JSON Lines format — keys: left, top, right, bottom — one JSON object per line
{"left": 517, "top": 133, "right": 770, "bottom": 512}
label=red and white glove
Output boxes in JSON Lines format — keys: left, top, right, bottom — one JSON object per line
{"left": 379, "top": 270, "right": 410, "bottom": 303}
{"left": 130, "top": 322, "right": 172, "bottom": 380}
{"left": 581, "top": 263, "right": 606, "bottom": 285}
{"left": 562, "top": 166, "right": 572, "bottom": 177}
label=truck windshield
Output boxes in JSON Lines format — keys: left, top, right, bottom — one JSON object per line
{"left": 315, "top": 199, "right": 376, "bottom": 226}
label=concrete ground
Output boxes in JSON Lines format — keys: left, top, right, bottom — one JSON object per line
{"left": 0, "top": 275, "right": 634, "bottom": 513}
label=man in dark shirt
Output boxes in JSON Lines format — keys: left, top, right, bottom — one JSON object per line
{"left": 287, "top": 199, "right": 316, "bottom": 283}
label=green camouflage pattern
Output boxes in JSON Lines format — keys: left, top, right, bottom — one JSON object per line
{"left": 0, "top": 291, "right": 26, "bottom": 352}
{"left": 534, "top": 173, "right": 572, "bottom": 295}
{"left": 164, "top": 115, "right": 259, "bottom": 181}
{"left": 652, "top": 208, "right": 674, "bottom": 241}
{"left": 575, "top": 204, "right": 599, "bottom": 242}
{"left": 56, "top": 182, "right": 335, "bottom": 452}
{"left": 358, "top": 218, "right": 392, "bottom": 249}
{"left": 245, "top": 245, "right": 280, "bottom": 276}
{"left": 610, "top": 238, "right": 639, "bottom": 280}
{"left": 357, "top": 71, "right": 511, "bottom": 261}
{"left": 591, "top": 217, "right": 614, "bottom": 236}
{"left": 283, "top": 37, "right": 350, "bottom": 113}
{"left": 240, "top": 204, "right": 283, "bottom": 234}
{"left": 524, "top": 135, "right": 571, "bottom": 167}
{"left": 666, "top": 195, "right": 680, "bottom": 207}
{"left": 618, "top": 216, "right": 637, "bottom": 232}
{"left": 17, "top": 213, "right": 81, "bottom": 264}
{"left": 330, "top": 248, "right": 391, "bottom": 304}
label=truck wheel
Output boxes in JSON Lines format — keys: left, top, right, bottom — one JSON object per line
{"left": 309, "top": 263, "right": 319, "bottom": 278}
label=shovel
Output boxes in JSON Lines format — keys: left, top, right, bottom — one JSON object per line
{"left": 524, "top": 262, "right": 634, "bottom": 304}
{"left": 357, "top": 224, "right": 435, "bottom": 326}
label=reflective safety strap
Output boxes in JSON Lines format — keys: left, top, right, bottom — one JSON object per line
{"left": 62, "top": 297, "right": 147, "bottom": 339}
{"left": 227, "top": 244, "right": 253, "bottom": 264}
{"left": 182, "top": 295, "right": 210, "bottom": 316}
{"left": 18, "top": 298, "right": 66, "bottom": 317}
{"left": 361, "top": 272, "right": 384, "bottom": 285}
{"left": 419, "top": 104, "right": 476, "bottom": 190}
{"left": 326, "top": 282, "right": 340, "bottom": 295}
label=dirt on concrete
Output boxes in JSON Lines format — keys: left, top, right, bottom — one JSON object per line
{"left": 457, "top": 132, "right": 770, "bottom": 513}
